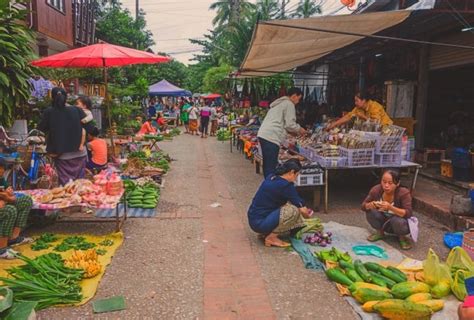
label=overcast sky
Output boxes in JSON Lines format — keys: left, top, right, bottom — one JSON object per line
{"left": 121, "top": 0, "right": 361, "bottom": 65}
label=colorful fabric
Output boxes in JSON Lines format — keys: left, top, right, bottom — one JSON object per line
{"left": 200, "top": 106, "right": 211, "bottom": 117}
{"left": 189, "top": 119, "right": 198, "bottom": 131}
{"left": 54, "top": 156, "right": 87, "bottom": 186}
{"left": 347, "top": 99, "right": 393, "bottom": 126}
{"left": 0, "top": 195, "right": 32, "bottom": 237}
{"left": 273, "top": 203, "right": 305, "bottom": 234}
{"left": 210, "top": 119, "right": 218, "bottom": 135}
{"left": 180, "top": 104, "right": 190, "bottom": 122}
{"left": 87, "top": 138, "right": 107, "bottom": 166}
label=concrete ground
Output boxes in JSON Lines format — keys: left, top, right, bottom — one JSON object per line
{"left": 35, "top": 133, "right": 450, "bottom": 319}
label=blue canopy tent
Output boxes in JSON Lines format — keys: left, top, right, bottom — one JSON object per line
{"left": 148, "top": 79, "right": 191, "bottom": 97}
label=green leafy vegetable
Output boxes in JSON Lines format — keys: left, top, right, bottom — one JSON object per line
{"left": 99, "top": 239, "right": 114, "bottom": 246}
{"left": 95, "top": 249, "right": 107, "bottom": 256}
{"left": 0, "top": 253, "right": 84, "bottom": 310}
{"left": 54, "top": 236, "right": 96, "bottom": 252}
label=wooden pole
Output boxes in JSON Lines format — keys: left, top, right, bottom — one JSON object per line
{"left": 103, "top": 65, "right": 116, "bottom": 158}
{"left": 415, "top": 45, "right": 430, "bottom": 150}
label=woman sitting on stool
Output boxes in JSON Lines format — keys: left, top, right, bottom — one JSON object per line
{"left": 362, "top": 169, "right": 415, "bottom": 250}
{"left": 247, "top": 159, "right": 313, "bottom": 248}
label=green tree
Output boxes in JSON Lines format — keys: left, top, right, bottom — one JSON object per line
{"left": 292, "top": 0, "right": 322, "bottom": 18}
{"left": 209, "top": 0, "right": 256, "bottom": 27}
{"left": 203, "top": 65, "right": 233, "bottom": 94}
{"left": 186, "top": 61, "right": 214, "bottom": 93}
{"left": 256, "top": 0, "right": 280, "bottom": 21}
{"left": 95, "top": 6, "right": 154, "bottom": 50}
{"left": 0, "top": 1, "right": 37, "bottom": 126}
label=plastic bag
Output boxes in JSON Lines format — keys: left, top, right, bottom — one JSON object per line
{"left": 447, "top": 246, "right": 474, "bottom": 273}
{"left": 352, "top": 244, "right": 388, "bottom": 259}
{"left": 423, "top": 249, "right": 452, "bottom": 297}
{"left": 452, "top": 269, "right": 470, "bottom": 301}
{"left": 444, "top": 232, "right": 463, "bottom": 249}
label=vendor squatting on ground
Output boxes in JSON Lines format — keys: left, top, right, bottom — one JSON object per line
{"left": 0, "top": 159, "right": 33, "bottom": 259}
{"left": 248, "top": 159, "right": 312, "bottom": 248}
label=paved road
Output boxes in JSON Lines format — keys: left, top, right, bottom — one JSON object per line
{"left": 37, "top": 133, "right": 449, "bottom": 319}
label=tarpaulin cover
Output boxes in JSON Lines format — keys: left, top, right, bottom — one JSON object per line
{"left": 148, "top": 79, "right": 192, "bottom": 97}
{"left": 0, "top": 232, "right": 124, "bottom": 306}
{"left": 239, "top": 10, "right": 411, "bottom": 76}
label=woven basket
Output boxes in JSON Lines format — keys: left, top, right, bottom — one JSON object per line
{"left": 462, "top": 229, "right": 474, "bottom": 260}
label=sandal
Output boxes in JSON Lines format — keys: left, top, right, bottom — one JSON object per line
{"left": 0, "top": 248, "right": 19, "bottom": 259}
{"left": 367, "top": 232, "right": 384, "bottom": 242}
{"left": 8, "top": 236, "right": 33, "bottom": 247}
{"left": 399, "top": 238, "right": 412, "bottom": 250}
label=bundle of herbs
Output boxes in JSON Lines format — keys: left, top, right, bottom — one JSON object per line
{"left": 31, "top": 233, "right": 59, "bottom": 251}
{"left": 54, "top": 236, "right": 96, "bottom": 252}
{"left": 0, "top": 253, "right": 84, "bottom": 310}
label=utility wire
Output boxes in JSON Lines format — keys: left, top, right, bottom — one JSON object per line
{"left": 446, "top": 0, "right": 474, "bottom": 33}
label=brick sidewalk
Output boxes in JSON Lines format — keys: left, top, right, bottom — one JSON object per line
{"left": 199, "top": 141, "right": 275, "bottom": 319}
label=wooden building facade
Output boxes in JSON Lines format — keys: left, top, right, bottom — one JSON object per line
{"left": 25, "top": 0, "right": 96, "bottom": 56}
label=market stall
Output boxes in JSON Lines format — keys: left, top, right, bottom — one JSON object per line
{"left": 20, "top": 172, "right": 127, "bottom": 232}
{"left": 229, "top": 118, "right": 422, "bottom": 212}
{"left": 291, "top": 121, "right": 421, "bottom": 211}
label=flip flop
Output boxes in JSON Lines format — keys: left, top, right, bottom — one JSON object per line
{"left": 367, "top": 233, "right": 384, "bottom": 242}
{"left": 399, "top": 239, "right": 412, "bottom": 250}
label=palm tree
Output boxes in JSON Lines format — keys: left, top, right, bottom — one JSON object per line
{"left": 256, "top": 0, "right": 280, "bottom": 21}
{"left": 292, "top": 0, "right": 322, "bottom": 18}
{"left": 209, "top": 0, "right": 255, "bottom": 27}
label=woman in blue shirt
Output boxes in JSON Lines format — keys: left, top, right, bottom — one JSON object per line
{"left": 248, "top": 159, "right": 312, "bottom": 247}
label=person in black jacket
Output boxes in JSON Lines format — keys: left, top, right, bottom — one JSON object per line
{"left": 38, "top": 87, "right": 88, "bottom": 185}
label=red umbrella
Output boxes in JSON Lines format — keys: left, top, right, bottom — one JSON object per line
{"left": 203, "top": 93, "right": 221, "bottom": 99}
{"left": 31, "top": 42, "right": 170, "bottom": 68}
{"left": 31, "top": 43, "right": 171, "bottom": 127}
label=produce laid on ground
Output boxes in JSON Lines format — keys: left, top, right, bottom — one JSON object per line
{"left": 65, "top": 249, "right": 101, "bottom": 278}
{"left": 124, "top": 178, "right": 160, "bottom": 209}
{"left": 0, "top": 233, "right": 117, "bottom": 312}
{"left": 123, "top": 150, "right": 171, "bottom": 177}
{"left": 320, "top": 248, "right": 449, "bottom": 319}
{"left": 29, "top": 173, "right": 123, "bottom": 208}
{"left": 31, "top": 233, "right": 58, "bottom": 251}
{"left": 295, "top": 218, "right": 323, "bottom": 240}
{"left": 304, "top": 231, "right": 332, "bottom": 247}
{"left": 0, "top": 253, "right": 84, "bottom": 310}
{"left": 54, "top": 236, "right": 96, "bottom": 252}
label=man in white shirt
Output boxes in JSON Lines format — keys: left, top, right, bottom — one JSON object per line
{"left": 257, "top": 88, "right": 307, "bottom": 178}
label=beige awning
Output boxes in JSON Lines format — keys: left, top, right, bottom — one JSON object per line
{"left": 239, "top": 10, "right": 411, "bottom": 77}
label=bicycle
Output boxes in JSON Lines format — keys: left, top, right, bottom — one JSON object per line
{"left": 0, "top": 127, "right": 55, "bottom": 190}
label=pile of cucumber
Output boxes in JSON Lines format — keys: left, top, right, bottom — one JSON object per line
{"left": 126, "top": 186, "right": 160, "bottom": 209}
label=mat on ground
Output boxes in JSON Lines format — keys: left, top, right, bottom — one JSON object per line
{"left": 0, "top": 232, "right": 123, "bottom": 305}
{"left": 298, "top": 221, "right": 459, "bottom": 320}
{"left": 95, "top": 204, "right": 157, "bottom": 218}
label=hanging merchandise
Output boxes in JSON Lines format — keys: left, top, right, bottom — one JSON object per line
{"left": 250, "top": 79, "right": 258, "bottom": 107}
{"left": 311, "top": 87, "right": 319, "bottom": 103}
{"left": 242, "top": 79, "right": 249, "bottom": 98}
{"left": 304, "top": 84, "right": 311, "bottom": 103}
